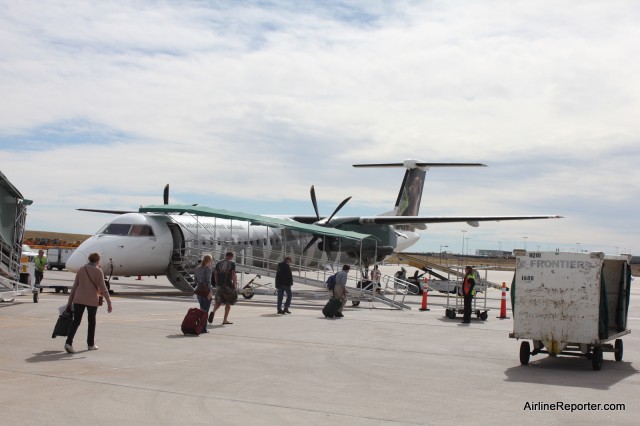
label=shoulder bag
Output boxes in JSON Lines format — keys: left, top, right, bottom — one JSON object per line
{"left": 83, "top": 266, "right": 104, "bottom": 306}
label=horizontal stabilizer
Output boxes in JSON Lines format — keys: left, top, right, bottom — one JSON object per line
{"left": 353, "top": 162, "right": 487, "bottom": 169}
{"left": 356, "top": 215, "right": 563, "bottom": 226}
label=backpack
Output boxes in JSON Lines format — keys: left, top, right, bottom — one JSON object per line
{"left": 326, "top": 273, "right": 337, "bottom": 291}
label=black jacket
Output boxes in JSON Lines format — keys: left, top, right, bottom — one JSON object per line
{"left": 275, "top": 262, "right": 293, "bottom": 288}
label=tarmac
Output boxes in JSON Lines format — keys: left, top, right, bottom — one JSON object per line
{"left": 1, "top": 269, "right": 638, "bottom": 425}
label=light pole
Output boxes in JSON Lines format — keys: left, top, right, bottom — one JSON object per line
{"left": 498, "top": 241, "right": 502, "bottom": 269}
{"left": 461, "top": 230, "right": 467, "bottom": 262}
{"left": 522, "top": 236, "right": 528, "bottom": 250}
{"left": 465, "top": 237, "right": 470, "bottom": 255}
{"left": 440, "top": 245, "right": 448, "bottom": 265}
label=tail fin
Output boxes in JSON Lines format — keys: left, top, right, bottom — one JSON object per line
{"left": 353, "top": 160, "right": 487, "bottom": 230}
{"left": 394, "top": 168, "right": 426, "bottom": 217}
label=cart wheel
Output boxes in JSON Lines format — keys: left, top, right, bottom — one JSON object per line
{"left": 448, "top": 310, "right": 456, "bottom": 319}
{"left": 63, "top": 288, "right": 69, "bottom": 294}
{"left": 445, "top": 309, "right": 451, "bottom": 318}
{"left": 592, "top": 347, "right": 603, "bottom": 371}
{"left": 480, "top": 311, "right": 488, "bottom": 321}
{"left": 614, "top": 339, "right": 623, "bottom": 362}
{"left": 519, "top": 341, "right": 530, "bottom": 365}
{"left": 241, "top": 290, "right": 254, "bottom": 299}
{"left": 352, "top": 300, "right": 360, "bottom": 307}
{"left": 55, "top": 288, "right": 61, "bottom": 293}
{"left": 33, "top": 292, "right": 39, "bottom": 303}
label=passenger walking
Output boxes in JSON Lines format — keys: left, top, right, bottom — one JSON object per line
{"left": 275, "top": 257, "right": 293, "bottom": 314}
{"left": 65, "top": 252, "right": 112, "bottom": 353}
{"left": 333, "top": 264, "right": 350, "bottom": 318}
{"left": 461, "top": 266, "right": 476, "bottom": 324}
{"left": 211, "top": 251, "right": 237, "bottom": 325}
{"left": 34, "top": 249, "right": 48, "bottom": 289}
{"left": 194, "top": 255, "right": 214, "bottom": 333}
{"left": 370, "top": 264, "right": 381, "bottom": 292}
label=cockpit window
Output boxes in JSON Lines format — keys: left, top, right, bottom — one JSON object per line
{"left": 130, "top": 225, "right": 154, "bottom": 236}
{"left": 98, "top": 224, "right": 154, "bottom": 236}
{"left": 100, "top": 224, "right": 132, "bottom": 236}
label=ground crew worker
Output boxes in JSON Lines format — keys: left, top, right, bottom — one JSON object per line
{"left": 461, "top": 266, "right": 476, "bottom": 324}
{"left": 34, "top": 250, "right": 48, "bottom": 289}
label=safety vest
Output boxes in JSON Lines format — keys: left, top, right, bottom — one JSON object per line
{"left": 462, "top": 273, "right": 475, "bottom": 296}
{"left": 35, "top": 256, "right": 47, "bottom": 272}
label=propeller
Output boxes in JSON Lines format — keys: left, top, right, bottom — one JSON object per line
{"left": 302, "top": 185, "right": 352, "bottom": 253}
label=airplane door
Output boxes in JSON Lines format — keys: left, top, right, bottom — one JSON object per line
{"left": 167, "top": 223, "right": 185, "bottom": 261}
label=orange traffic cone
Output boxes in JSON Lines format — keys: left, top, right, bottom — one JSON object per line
{"left": 498, "top": 282, "right": 508, "bottom": 319}
{"left": 419, "top": 277, "right": 430, "bottom": 311}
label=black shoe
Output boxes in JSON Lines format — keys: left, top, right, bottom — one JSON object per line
{"left": 277, "top": 309, "right": 284, "bottom": 315}
{"left": 334, "top": 313, "right": 344, "bottom": 318}
{"left": 284, "top": 308, "right": 291, "bottom": 314}
{"left": 208, "top": 311, "right": 215, "bottom": 324}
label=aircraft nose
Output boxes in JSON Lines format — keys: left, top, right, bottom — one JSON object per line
{"left": 66, "top": 248, "right": 87, "bottom": 272}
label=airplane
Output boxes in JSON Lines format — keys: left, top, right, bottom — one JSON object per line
{"left": 66, "top": 160, "right": 562, "bottom": 292}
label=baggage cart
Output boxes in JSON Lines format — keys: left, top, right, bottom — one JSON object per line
{"left": 509, "top": 250, "right": 632, "bottom": 370}
{"left": 444, "top": 268, "right": 490, "bottom": 321}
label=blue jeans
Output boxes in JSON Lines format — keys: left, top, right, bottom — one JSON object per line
{"left": 197, "top": 295, "right": 212, "bottom": 332}
{"left": 277, "top": 286, "right": 292, "bottom": 310}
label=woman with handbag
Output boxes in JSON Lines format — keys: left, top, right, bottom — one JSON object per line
{"left": 65, "top": 252, "right": 112, "bottom": 353}
{"left": 193, "top": 254, "right": 214, "bottom": 333}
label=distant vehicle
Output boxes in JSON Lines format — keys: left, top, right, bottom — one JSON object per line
{"left": 46, "top": 247, "right": 75, "bottom": 271}
{"left": 22, "top": 244, "right": 38, "bottom": 257}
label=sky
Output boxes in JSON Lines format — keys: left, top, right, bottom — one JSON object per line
{"left": 1, "top": 0, "right": 639, "bottom": 256}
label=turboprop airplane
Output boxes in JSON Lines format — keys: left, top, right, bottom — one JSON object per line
{"left": 66, "top": 160, "right": 561, "bottom": 292}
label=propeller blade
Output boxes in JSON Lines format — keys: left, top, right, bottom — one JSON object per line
{"left": 326, "top": 196, "right": 352, "bottom": 223}
{"left": 310, "top": 186, "right": 320, "bottom": 221}
{"left": 163, "top": 184, "right": 169, "bottom": 205}
{"left": 303, "top": 235, "right": 319, "bottom": 253}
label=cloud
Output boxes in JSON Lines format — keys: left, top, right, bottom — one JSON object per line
{"left": 1, "top": 0, "right": 639, "bottom": 255}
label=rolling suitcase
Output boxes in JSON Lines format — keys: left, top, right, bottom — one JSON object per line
{"left": 52, "top": 309, "right": 73, "bottom": 338}
{"left": 181, "top": 308, "right": 208, "bottom": 335}
{"left": 322, "top": 298, "right": 342, "bottom": 318}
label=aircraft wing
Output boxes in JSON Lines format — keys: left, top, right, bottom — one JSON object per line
{"left": 138, "top": 204, "right": 376, "bottom": 241}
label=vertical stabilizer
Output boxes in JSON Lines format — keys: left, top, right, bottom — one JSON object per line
{"left": 394, "top": 168, "right": 427, "bottom": 217}
{"left": 353, "top": 160, "right": 487, "bottom": 231}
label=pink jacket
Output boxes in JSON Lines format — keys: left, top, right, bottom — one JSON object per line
{"left": 67, "top": 264, "right": 112, "bottom": 307}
